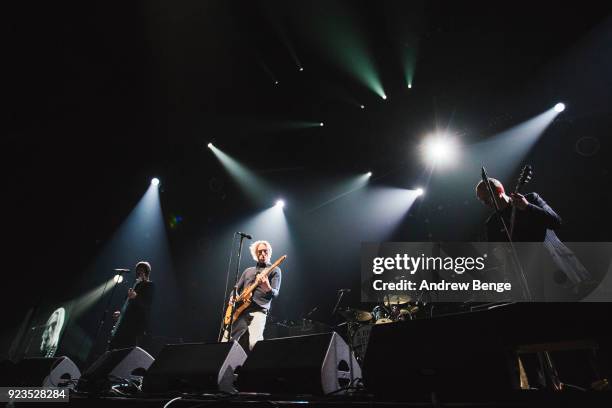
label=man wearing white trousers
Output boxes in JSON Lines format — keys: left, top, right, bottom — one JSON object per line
{"left": 222, "top": 240, "right": 282, "bottom": 350}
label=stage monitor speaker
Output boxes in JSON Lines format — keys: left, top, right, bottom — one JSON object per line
{"left": 363, "top": 310, "right": 519, "bottom": 398}
{"left": 78, "top": 346, "right": 154, "bottom": 391}
{"left": 10, "top": 357, "right": 80, "bottom": 388}
{"left": 237, "top": 332, "right": 361, "bottom": 395}
{"left": 142, "top": 341, "right": 246, "bottom": 394}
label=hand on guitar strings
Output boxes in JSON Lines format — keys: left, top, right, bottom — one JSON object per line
{"left": 257, "top": 274, "right": 273, "bottom": 293}
{"left": 127, "top": 288, "right": 138, "bottom": 299}
{"left": 510, "top": 192, "right": 528, "bottom": 210}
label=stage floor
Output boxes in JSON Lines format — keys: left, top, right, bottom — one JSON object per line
{"left": 10, "top": 391, "right": 612, "bottom": 408}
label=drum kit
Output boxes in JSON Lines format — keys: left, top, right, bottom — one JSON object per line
{"left": 339, "top": 294, "right": 420, "bottom": 362}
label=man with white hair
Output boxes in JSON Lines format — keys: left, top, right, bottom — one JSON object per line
{"left": 223, "top": 240, "right": 282, "bottom": 350}
{"left": 40, "top": 307, "right": 65, "bottom": 357}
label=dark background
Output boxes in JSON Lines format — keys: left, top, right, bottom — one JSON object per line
{"left": 4, "top": 1, "right": 611, "bottom": 363}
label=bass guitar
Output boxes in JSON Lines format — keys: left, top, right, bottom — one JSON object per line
{"left": 223, "top": 255, "right": 287, "bottom": 327}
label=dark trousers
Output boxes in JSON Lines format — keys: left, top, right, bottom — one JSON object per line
{"left": 108, "top": 321, "right": 149, "bottom": 351}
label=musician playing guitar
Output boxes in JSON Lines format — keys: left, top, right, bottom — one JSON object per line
{"left": 475, "top": 176, "right": 562, "bottom": 242}
{"left": 109, "top": 261, "right": 155, "bottom": 350}
{"left": 222, "top": 240, "right": 282, "bottom": 351}
{"left": 476, "top": 173, "right": 565, "bottom": 390}
{"left": 477, "top": 169, "right": 591, "bottom": 292}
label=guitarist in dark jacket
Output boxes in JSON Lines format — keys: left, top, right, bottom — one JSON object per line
{"left": 475, "top": 176, "right": 592, "bottom": 389}
{"left": 223, "top": 240, "right": 281, "bottom": 351}
{"left": 109, "top": 261, "right": 155, "bottom": 350}
{"left": 476, "top": 177, "right": 591, "bottom": 291}
{"left": 476, "top": 177, "right": 562, "bottom": 242}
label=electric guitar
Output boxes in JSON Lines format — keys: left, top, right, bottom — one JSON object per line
{"left": 109, "top": 276, "right": 138, "bottom": 341}
{"left": 223, "top": 255, "right": 287, "bottom": 327}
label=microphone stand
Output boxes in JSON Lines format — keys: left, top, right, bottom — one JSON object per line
{"left": 219, "top": 233, "right": 248, "bottom": 342}
{"left": 331, "top": 290, "right": 358, "bottom": 389}
{"left": 482, "top": 167, "right": 532, "bottom": 301}
{"left": 331, "top": 290, "right": 349, "bottom": 336}
{"left": 331, "top": 290, "right": 347, "bottom": 317}
{"left": 91, "top": 269, "right": 126, "bottom": 361}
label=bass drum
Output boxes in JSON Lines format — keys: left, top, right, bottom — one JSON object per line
{"left": 351, "top": 324, "right": 372, "bottom": 363}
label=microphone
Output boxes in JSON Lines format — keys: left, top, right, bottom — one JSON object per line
{"left": 114, "top": 268, "right": 130, "bottom": 273}
{"left": 481, "top": 166, "right": 489, "bottom": 185}
{"left": 338, "top": 288, "right": 351, "bottom": 293}
{"left": 481, "top": 166, "right": 497, "bottom": 201}
{"left": 236, "top": 232, "right": 252, "bottom": 239}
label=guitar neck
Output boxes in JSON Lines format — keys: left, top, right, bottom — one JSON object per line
{"left": 239, "top": 255, "right": 286, "bottom": 298}
{"left": 510, "top": 165, "right": 532, "bottom": 238}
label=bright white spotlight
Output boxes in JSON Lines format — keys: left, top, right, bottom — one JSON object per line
{"left": 360, "top": 105, "right": 365, "bottom": 109}
{"left": 299, "top": 67, "right": 304, "bottom": 72}
{"left": 415, "top": 188, "right": 424, "bottom": 196}
{"left": 408, "top": 84, "right": 412, "bottom": 89}
{"left": 275, "top": 199, "right": 285, "bottom": 208}
{"left": 274, "top": 80, "right": 279, "bottom": 85}
{"left": 319, "top": 122, "right": 324, "bottom": 127}
{"left": 207, "top": 142, "right": 213, "bottom": 149}
{"left": 151, "top": 178, "right": 160, "bottom": 187}
{"left": 554, "top": 103, "right": 565, "bottom": 113}
{"left": 382, "top": 95, "right": 387, "bottom": 100}
{"left": 113, "top": 274, "right": 124, "bottom": 284}
{"left": 422, "top": 134, "right": 459, "bottom": 168}
{"left": 366, "top": 171, "right": 372, "bottom": 177}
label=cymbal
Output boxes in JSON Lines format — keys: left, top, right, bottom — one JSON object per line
{"left": 399, "top": 305, "right": 419, "bottom": 315}
{"left": 375, "top": 318, "right": 393, "bottom": 325}
{"left": 383, "top": 294, "right": 411, "bottom": 306}
{"left": 339, "top": 308, "right": 373, "bottom": 322}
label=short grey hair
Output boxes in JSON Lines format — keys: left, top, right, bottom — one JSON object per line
{"left": 249, "top": 240, "right": 272, "bottom": 262}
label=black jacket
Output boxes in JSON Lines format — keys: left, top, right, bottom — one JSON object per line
{"left": 122, "top": 280, "right": 155, "bottom": 333}
{"left": 485, "top": 192, "right": 562, "bottom": 242}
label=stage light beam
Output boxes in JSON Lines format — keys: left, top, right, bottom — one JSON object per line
{"left": 113, "top": 275, "right": 124, "bottom": 284}
{"left": 416, "top": 188, "right": 424, "bottom": 196}
{"left": 554, "top": 103, "right": 566, "bottom": 113}
{"left": 307, "top": 173, "right": 372, "bottom": 213}
{"left": 151, "top": 178, "right": 160, "bottom": 187}
{"left": 208, "top": 144, "right": 274, "bottom": 205}
{"left": 276, "top": 200, "right": 285, "bottom": 209}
